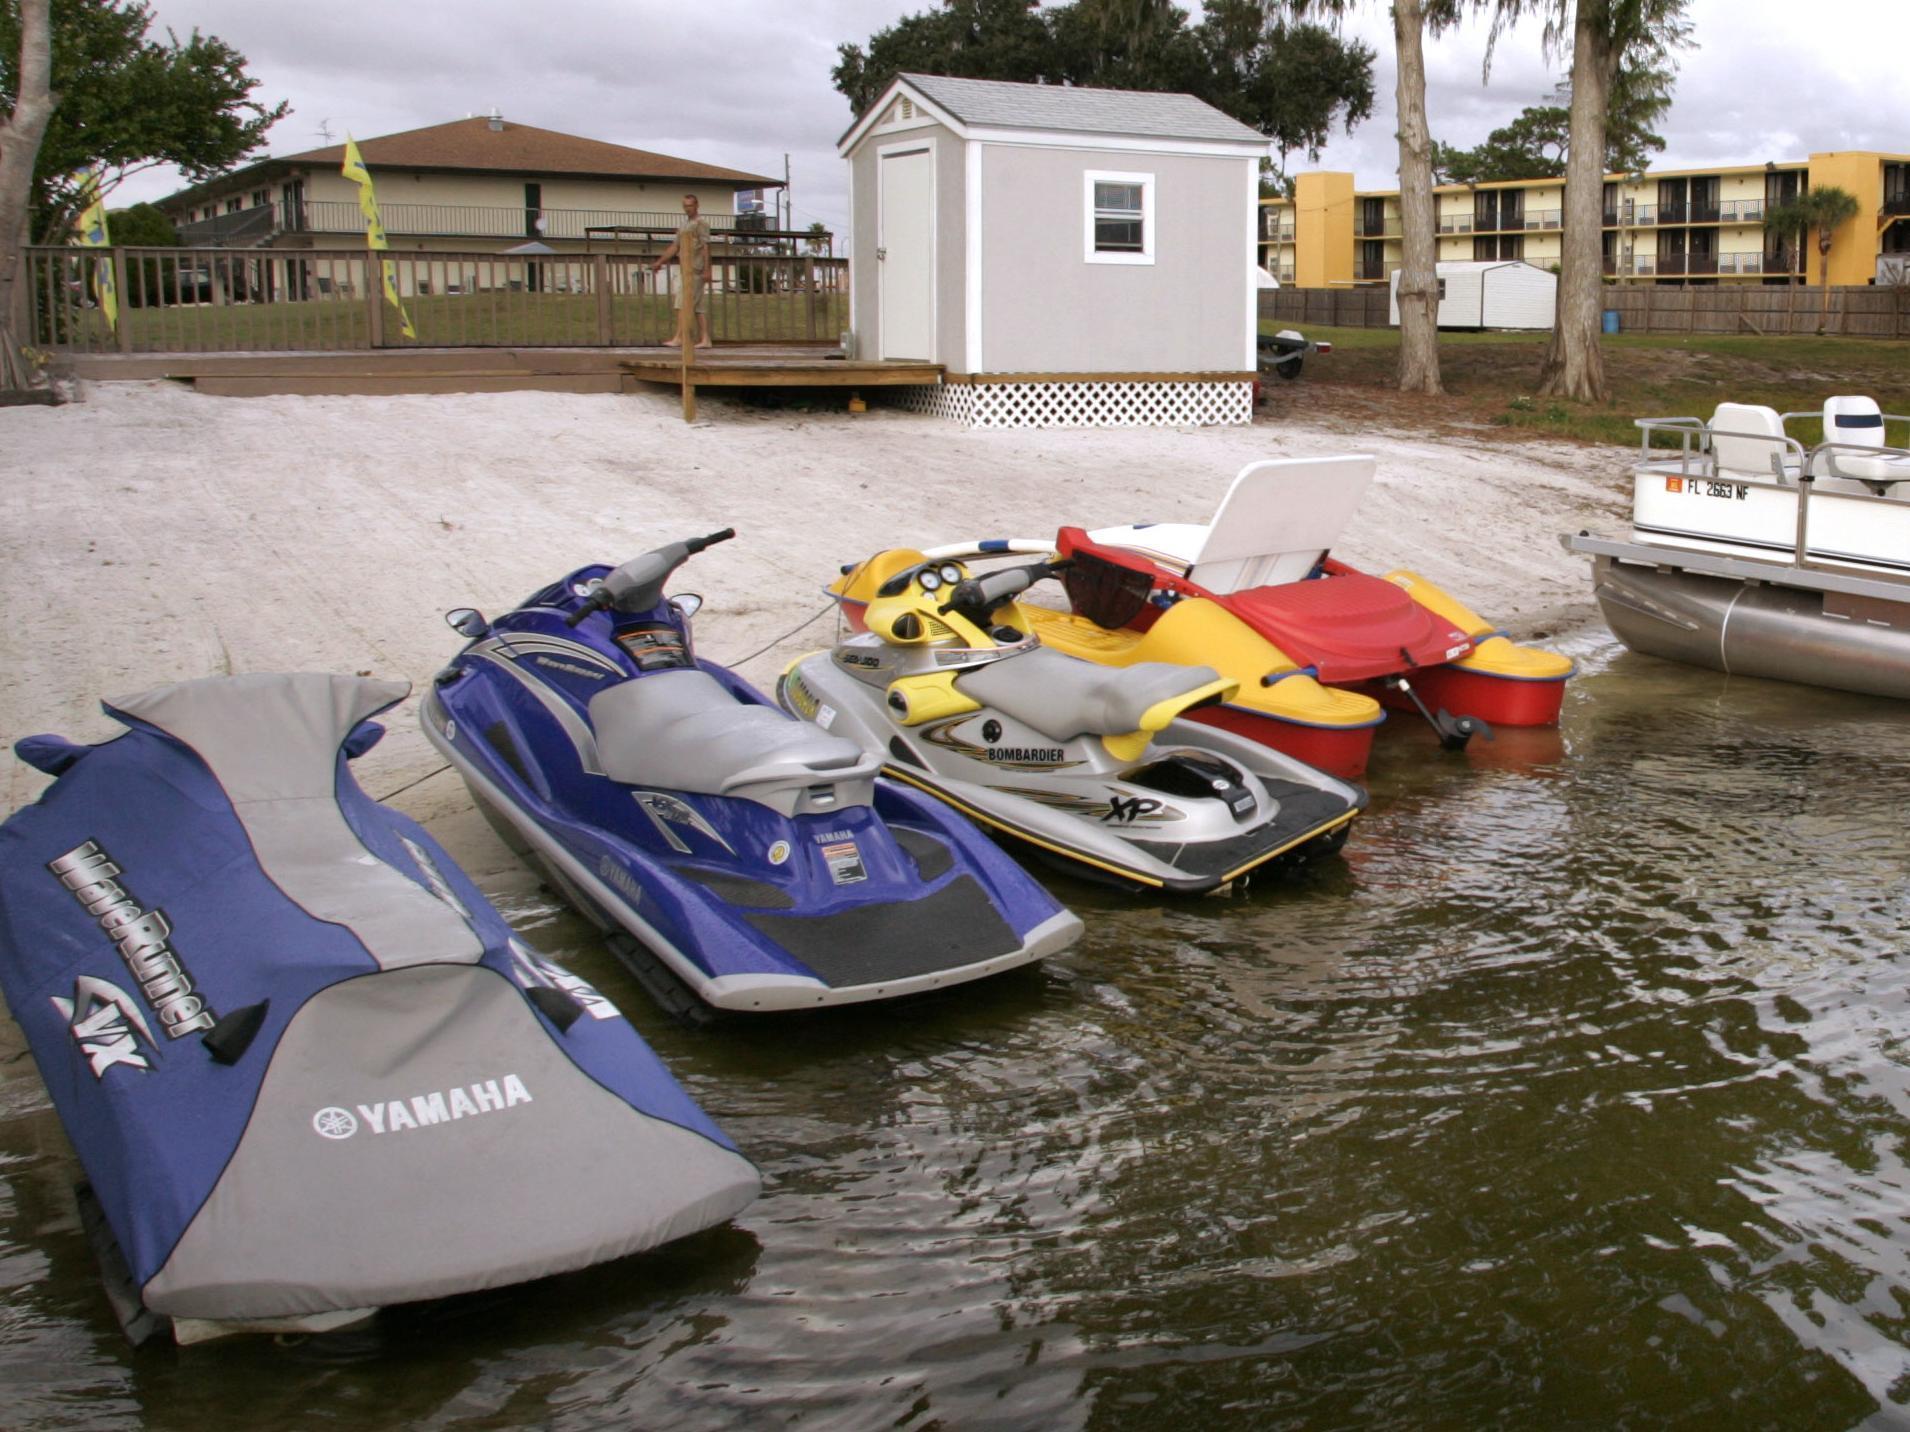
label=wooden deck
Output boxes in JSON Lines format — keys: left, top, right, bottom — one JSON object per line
{"left": 621, "top": 347, "right": 942, "bottom": 389}
{"left": 62, "top": 344, "right": 943, "bottom": 403}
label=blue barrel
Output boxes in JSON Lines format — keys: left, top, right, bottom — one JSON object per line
{"left": 1601, "top": 309, "right": 1621, "bottom": 335}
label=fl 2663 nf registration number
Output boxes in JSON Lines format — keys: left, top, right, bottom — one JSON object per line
{"left": 1665, "top": 476, "right": 1748, "bottom": 500}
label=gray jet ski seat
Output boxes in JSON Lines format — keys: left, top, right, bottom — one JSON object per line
{"left": 956, "top": 648, "right": 1224, "bottom": 743}
{"left": 588, "top": 670, "right": 879, "bottom": 813}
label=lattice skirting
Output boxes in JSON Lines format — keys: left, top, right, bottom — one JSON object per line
{"left": 886, "top": 379, "right": 1253, "bottom": 429}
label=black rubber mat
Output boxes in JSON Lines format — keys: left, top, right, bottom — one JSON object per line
{"left": 746, "top": 875, "right": 1020, "bottom": 987}
{"left": 892, "top": 826, "right": 955, "bottom": 882}
{"left": 678, "top": 865, "right": 796, "bottom": 910}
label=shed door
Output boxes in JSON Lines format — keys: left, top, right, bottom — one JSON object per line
{"left": 879, "top": 146, "right": 934, "bottom": 361}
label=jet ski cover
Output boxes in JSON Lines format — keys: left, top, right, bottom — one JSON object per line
{"left": 0, "top": 673, "right": 758, "bottom": 1325}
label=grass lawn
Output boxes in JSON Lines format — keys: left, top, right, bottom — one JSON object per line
{"left": 1263, "top": 322, "right": 1910, "bottom": 449}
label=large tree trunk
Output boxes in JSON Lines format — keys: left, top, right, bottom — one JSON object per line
{"left": 1537, "top": 0, "right": 1615, "bottom": 403}
{"left": 0, "top": 0, "right": 56, "bottom": 387}
{"left": 1392, "top": 0, "right": 1441, "bottom": 395}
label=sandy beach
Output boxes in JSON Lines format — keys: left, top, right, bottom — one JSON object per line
{"left": 0, "top": 380, "right": 1625, "bottom": 826}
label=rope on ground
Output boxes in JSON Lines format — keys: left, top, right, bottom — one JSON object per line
{"left": 376, "top": 763, "right": 452, "bottom": 803}
{"left": 723, "top": 601, "right": 835, "bottom": 669}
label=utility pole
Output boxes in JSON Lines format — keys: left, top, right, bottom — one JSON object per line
{"left": 783, "top": 153, "right": 792, "bottom": 232}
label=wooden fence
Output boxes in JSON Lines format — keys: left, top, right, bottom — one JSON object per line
{"left": 1259, "top": 285, "right": 1910, "bottom": 338}
{"left": 20, "top": 246, "right": 849, "bottom": 355}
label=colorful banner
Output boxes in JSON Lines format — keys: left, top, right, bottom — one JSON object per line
{"left": 340, "top": 136, "right": 417, "bottom": 339}
{"left": 72, "top": 171, "right": 118, "bottom": 333}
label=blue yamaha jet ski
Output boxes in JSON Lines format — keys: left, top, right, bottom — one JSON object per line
{"left": 0, "top": 673, "right": 759, "bottom": 1345}
{"left": 422, "top": 529, "right": 1082, "bottom": 1017}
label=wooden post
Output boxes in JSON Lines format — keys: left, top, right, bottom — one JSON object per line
{"left": 593, "top": 253, "right": 611, "bottom": 344}
{"left": 680, "top": 329, "right": 695, "bottom": 421}
{"left": 111, "top": 248, "right": 132, "bottom": 353}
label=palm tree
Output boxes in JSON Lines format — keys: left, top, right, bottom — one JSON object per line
{"left": 1765, "top": 185, "right": 1863, "bottom": 332}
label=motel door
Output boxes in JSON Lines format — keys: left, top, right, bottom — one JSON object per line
{"left": 878, "top": 145, "right": 934, "bottom": 361}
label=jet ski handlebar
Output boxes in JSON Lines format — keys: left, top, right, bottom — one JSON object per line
{"left": 566, "top": 528, "right": 737, "bottom": 626}
{"left": 943, "top": 560, "right": 1066, "bottom": 621}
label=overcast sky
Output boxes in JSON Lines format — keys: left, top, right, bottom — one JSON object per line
{"left": 114, "top": 0, "right": 1910, "bottom": 236}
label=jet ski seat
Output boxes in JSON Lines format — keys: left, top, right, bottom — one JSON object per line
{"left": 956, "top": 648, "right": 1225, "bottom": 744}
{"left": 589, "top": 671, "right": 878, "bottom": 806}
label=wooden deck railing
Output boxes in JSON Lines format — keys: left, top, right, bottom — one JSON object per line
{"left": 22, "top": 246, "right": 848, "bottom": 354}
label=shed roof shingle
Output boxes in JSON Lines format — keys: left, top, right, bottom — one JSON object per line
{"left": 898, "top": 74, "right": 1266, "bottom": 146}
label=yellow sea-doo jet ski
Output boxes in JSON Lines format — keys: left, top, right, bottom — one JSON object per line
{"left": 782, "top": 552, "right": 1364, "bottom": 894}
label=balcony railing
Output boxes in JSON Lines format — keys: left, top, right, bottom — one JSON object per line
{"left": 1356, "top": 259, "right": 1402, "bottom": 281}
{"left": 299, "top": 199, "right": 776, "bottom": 241}
{"left": 1353, "top": 219, "right": 1399, "bottom": 238}
{"left": 1689, "top": 204, "right": 1721, "bottom": 224}
{"left": 1720, "top": 198, "right": 1765, "bottom": 223}
{"left": 1605, "top": 252, "right": 1772, "bottom": 277}
{"left": 1884, "top": 194, "right": 1910, "bottom": 216}
{"left": 1520, "top": 209, "right": 1562, "bottom": 230}
{"left": 177, "top": 199, "right": 807, "bottom": 248}
{"left": 1263, "top": 222, "right": 1296, "bottom": 242}
{"left": 1437, "top": 215, "right": 1474, "bottom": 234}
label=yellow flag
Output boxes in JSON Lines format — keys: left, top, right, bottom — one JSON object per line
{"left": 72, "top": 170, "right": 118, "bottom": 333}
{"left": 339, "top": 136, "right": 416, "bottom": 339}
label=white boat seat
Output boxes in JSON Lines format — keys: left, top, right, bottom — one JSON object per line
{"left": 1709, "top": 403, "right": 1798, "bottom": 481}
{"left": 955, "top": 648, "right": 1221, "bottom": 743}
{"left": 1091, "top": 455, "right": 1377, "bottom": 594}
{"left": 589, "top": 670, "right": 871, "bottom": 795}
{"left": 1809, "top": 395, "right": 1910, "bottom": 494}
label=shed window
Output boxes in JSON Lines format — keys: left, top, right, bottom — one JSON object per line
{"left": 1084, "top": 170, "right": 1155, "bottom": 265}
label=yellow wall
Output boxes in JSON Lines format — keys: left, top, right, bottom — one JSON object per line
{"left": 1806, "top": 152, "right": 1883, "bottom": 286}
{"left": 1295, "top": 171, "right": 1354, "bottom": 288}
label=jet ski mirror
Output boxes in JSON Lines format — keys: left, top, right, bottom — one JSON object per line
{"left": 671, "top": 593, "right": 705, "bottom": 619}
{"left": 445, "top": 608, "right": 491, "bottom": 639}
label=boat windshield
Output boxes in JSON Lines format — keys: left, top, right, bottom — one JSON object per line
{"left": 1062, "top": 551, "right": 1155, "bottom": 630}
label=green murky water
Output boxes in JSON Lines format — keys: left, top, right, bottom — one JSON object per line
{"left": 6, "top": 632, "right": 1910, "bottom": 1429}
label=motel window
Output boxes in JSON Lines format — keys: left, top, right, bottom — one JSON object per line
{"left": 1084, "top": 170, "right": 1154, "bottom": 265}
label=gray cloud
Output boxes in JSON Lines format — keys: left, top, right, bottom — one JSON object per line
{"left": 110, "top": 0, "right": 1908, "bottom": 235}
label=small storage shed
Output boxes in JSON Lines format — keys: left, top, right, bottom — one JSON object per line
{"left": 1388, "top": 260, "right": 1557, "bottom": 330}
{"left": 839, "top": 73, "right": 1270, "bottom": 428}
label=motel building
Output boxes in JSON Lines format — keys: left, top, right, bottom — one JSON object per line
{"left": 1262, "top": 152, "right": 1910, "bottom": 288}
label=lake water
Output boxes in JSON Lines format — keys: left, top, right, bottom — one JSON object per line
{"left": 6, "top": 631, "right": 1910, "bottom": 1429}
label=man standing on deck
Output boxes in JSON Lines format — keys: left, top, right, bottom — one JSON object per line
{"left": 652, "top": 193, "right": 713, "bottom": 350}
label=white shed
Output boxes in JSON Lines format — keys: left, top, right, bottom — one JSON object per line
{"left": 1388, "top": 260, "right": 1557, "bottom": 330}
{"left": 839, "top": 74, "right": 1271, "bottom": 428}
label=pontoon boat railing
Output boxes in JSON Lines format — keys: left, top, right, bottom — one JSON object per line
{"left": 1633, "top": 417, "right": 1809, "bottom": 484}
{"left": 1634, "top": 417, "right": 1820, "bottom": 566}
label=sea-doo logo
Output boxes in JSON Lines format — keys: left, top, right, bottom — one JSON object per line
{"left": 311, "top": 1075, "right": 533, "bottom": 1140}
{"left": 47, "top": 842, "right": 217, "bottom": 1038}
{"left": 1102, "top": 795, "right": 1164, "bottom": 825}
{"left": 51, "top": 975, "right": 156, "bottom": 1078}
{"left": 838, "top": 652, "right": 882, "bottom": 669}
{"left": 989, "top": 747, "right": 1067, "bottom": 764}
